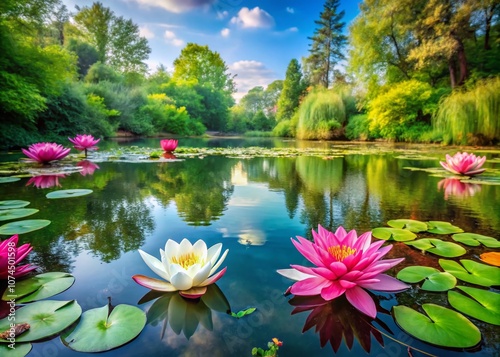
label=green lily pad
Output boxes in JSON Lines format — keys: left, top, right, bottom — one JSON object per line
{"left": 439, "top": 259, "right": 500, "bottom": 287}
{"left": 451, "top": 233, "right": 500, "bottom": 248}
{"left": 405, "top": 239, "right": 466, "bottom": 257}
{"left": 2, "top": 272, "right": 75, "bottom": 303}
{"left": 448, "top": 286, "right": 500, "bottom": 325}
{"left": 0, "top": 201, "right": 30, "bottom": 210}
{"left": 231, "top": 307, "right": 256, "bottom": 318}
{"left": 397, "top": 266, "right": 456, "bottom": 291}
{"left": 372, "top": 227, "right": 417, "bottom": 241}
{"left": 0, "top": 342, "right": 32, "bottom": 356}
{"left": 393, "top": 304, "right": 481, "bottom": 348}
{"left": 426, "top": 221, "right": 464, "bottom": 234}
{"left": 61, "top": 304, "right": 146, "bottom": 352}
{"left": 0, "top": 209, "right": 39, "bottom": 221}
{"left": 0, "top": 219, "right": 51, "bottom": 235}
{"left": 387, "top": 219, "right": 428, "bottom": 232}
{"left": 0, "top": 177, "right": 20, "bottom": 184}
{"left": 0, "top": 300, "right": 82, "bottom": 342}
{"left": 46, "top": 189, "right": 93, "bottom": 199}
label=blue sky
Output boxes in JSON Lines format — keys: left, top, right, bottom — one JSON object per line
{"left": 64, "top": 1, "right": 361, "bottom": 99}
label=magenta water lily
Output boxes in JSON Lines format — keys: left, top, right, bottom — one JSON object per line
{"left": 160, "top": 139, "right": 178, "bottom": 152}
{"left": 69, "top": 134, "right": 100, "bottom": 157}
{"left": 0, "top": 235, "right": 37, "bottom": 279}
{"left": 440, "top": 152, "right": 486, "bottom": 176}
{"left": 22, "top": 142, "right": 71, "bottom": 164}
{"left": 277, "top": 225, "right": 408, "bottom": 318}
{"left": 133, "top": 238, "right": 228, "bottom": 299}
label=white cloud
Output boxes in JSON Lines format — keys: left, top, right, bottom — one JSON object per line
{"left": 230, "top": 7, "right": 275, "bottom": 28}
{"left": 139, "top": 26, "right": 155, "bottom": 39}
{"left": 287, "top": 27, "right": 298, "bottom": 32}
{"left": 286, "top": 7, "right": 294, "bottom": 14}
{"left": 229, "top": 60, "right": 277, "bottom": 101}
{"left": 164, "top": 30, "right": 184, "bottom": 47}
{"left": 129, "top": 0, "right": 215, "bottom": 13}
{"left": 217, "top": 10, "right": 228, "bottom": 19}
{"left": 220, "top": 28, "right": 230, "bottom": 37}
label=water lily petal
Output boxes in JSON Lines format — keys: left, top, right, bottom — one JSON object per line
{"left": 339, "top": 279, "right": 357, "bottom": 289}
{"left": 180, "top": 286, "right": 208, "bottom": 299}
{"left": 164, "top": 239, "right": 180, "bottom": 261}
{"left": 178, "top": 238, "right": 194, "bottom": 255}
{"left": 192, "top": 261, "right": 212, "bottom": 286}
{"left": 359, "top": 274, "right": 409, "bottom": 292}
{"left": 206, "top": 243, "right": 222, "bottom": 265}
{"left": 320, "top": 281, "right": 346, "bottom": 300}
{"left": 277, "top": 268, "right": 315, "bottom": 281}
{"left": 138, "top": 249, "right": 170, "bottom": 280}
{"left": 192, "top": 239, "right": 208, "bottom": 260}
{"left": 199, "top": 267, "right": 227, "bottom": 286}
{"left": 170, "top": 271, "right": 194, "bottom": 291}
{"left": 292, "top": 236, "right": 325, "bottom": 267}
{"left": 132, "top": 275, "right": 177, "bottom": 292}
{"left": 208, "top": 248, "right": 228, "bottom": 276}
{"left": 292, "top": 277, "right": 331, "bottom": 296}
{"left": 345, "top": 286, "right": 377, "bottom": 318}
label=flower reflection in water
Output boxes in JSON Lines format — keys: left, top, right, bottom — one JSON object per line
{"left": 138, "top": 284, "right": 230, "bottom": 340}
{"left": 26, "top": 174, "right": 67, "bottom": 188}
{"left": 288, "top": 294, "right": 390, "bottom": 353}
{"left": 162, "top": 152, "right": 177, "bottom": 160}
{"left": 77, "top": 160, "right": 100, "bottom": 176}
{"left": 437, "top": 178, "right": 481, "bottom": 200}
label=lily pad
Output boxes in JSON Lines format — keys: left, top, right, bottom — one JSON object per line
{"left": 393, "top": 304, "right": 481, "bottom": 348}
{"left": 0, "top": 177, "right": 20, "bottom": 184}
{"left": 0, "top": 209, "right": 39, "bottom": 221}
{"left": 426, "top": 221, "right": 464, "bottom": 234}
{"left": 2, "top": 272, "right": 75, "bottom": 303}
{"left": 0, "top": 219, "right": 51, "bottom": 235}
{"left": 0, "top": 300, "right": 82, "bottom": 342}
{"left": 451, "top": 233, "right": 500, "bottom": 248}
{"left": 372, "top": 227, "right": 417, "bottom": 241}
{"left": 231, "top": 307, "right": 256, "bottom": 318}
{"left": 0, "top": 342, "right": 32, "bottom": 356}
{"left": 448, "top": 286, "right": 500, "bottom": 325}
{"left": 0, "top": 201, "right": 30, "bottom": 210}
{"left": 46, "top": 189, "right": 93, "bottom": 199}
{"left": 439, "top": 259, "right": 500, "bottom": 287}
{"left": 387, "top": 219, "right": 428, "bottom": 232}
{"left": 405, "top": 239, "right": 466, "bottom": 257}
{"left": 397, "top": 266, "right": 456, "bottom": 291}
{"left": 61, "top": 304, "right": 146, "bottom": 352}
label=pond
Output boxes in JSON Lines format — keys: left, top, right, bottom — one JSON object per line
{"left": 0, "top": 138, "right": 499, "bottom": 357}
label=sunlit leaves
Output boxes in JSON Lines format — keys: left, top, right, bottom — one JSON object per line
{"left": 397, "top": 266, "right": 456, "bottom": 291}
{"left": 426, "top": 221, "right": 464, "bottom": 234}
{"left": 3, "top": 272, "right": 75, "bottom": 303}
{"left": 452, "top": 233, "right": 500, "bottom": 248}
{"left": 448, "top": 286, "right": 500, "bottom": 325}
{"left": 405, "top": 239, "right": 466, "bottom": 257}
{"left": 230, "top": 307, "right": 256, "bottom": 318}
{"left": 439, "top": 259, "right": 500, "bottom": 287}
{"left": 387, "top": 219, "right": 428, "bottom": 232}
{"left": 372, "top": 227, "right": 416, "bottom": 241}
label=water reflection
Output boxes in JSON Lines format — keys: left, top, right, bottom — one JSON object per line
{"left": 77, "top": 160, "right": 100, "bottom": 176}
{"left": 139, "top": 284, "right": 231, "bottom": 340}
{"left": 26, "top": 174, "right": 67, "bottom": 188}
{"left": 438, "top": 178, "right": 482, "bottom": 200}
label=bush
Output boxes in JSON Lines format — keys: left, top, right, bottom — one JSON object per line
{"left": 272, "top": 119, "right": 294, "bottom": 137}
{"left": 345, "top": 114, "right": 377, "bottom": 140}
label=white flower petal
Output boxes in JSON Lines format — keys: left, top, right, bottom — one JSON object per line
{"left": 192, "top": 240, "right": 208, "bottom": 261}
{"left": 169, "top": 263, "right": 186, "bottom": 278}
{"left": 277, "top": 268, "right": 315, "bottom": 281}
{"left": 165, "top": 239, "right": 180, "bottom": 261}
{"left": 206, "top": 243, "right": 222, "bottom": 266}
{"left": 209, "top": 248, "right": 228, "bottom": 276}
{"left": 192, "top": 262, "right": 212, "bottom": 286}
{"left": 186, "top": 263, "right": 202, "bottom": 278}
{"left": 170, "top": 271, "right": 193, "bottom": 291}
{"left": 178, "top": 238, "right": 193, "bottom": 255}
{"left": 138, "top": 249, "right": 170, "bottom": 281}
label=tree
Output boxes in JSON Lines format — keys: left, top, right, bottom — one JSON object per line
{"left": 276, "top": 59, "right": 305, "bottom": 121}
{"left": 304, "top": 0, "right": 347, "bottom": 88}
{"left": 66, "top": 39, "right": 99, "bottom": 79}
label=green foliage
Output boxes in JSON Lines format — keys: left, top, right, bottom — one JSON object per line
{"left": 227, "top": 106, "right": 248, "bottom": 133}
{"left": 276, "top": 59, "right": 306, "bottom": 121}
{"left": 85, "top": 62, "right": 121, "bottom": 83}
{"left": 368, "top": 80, "right": 442, "bottom": 141}
{"left": 345, "top": 114, "right": 377, "bottom": 141}
{"left": 434, "top": 77, "right": 500, "bottom": 145}
{"left": 272, "top": 120, "right": 294, "bottom": 137}
{"left": 66, "top": 39, "right": 99, "bottom": 79}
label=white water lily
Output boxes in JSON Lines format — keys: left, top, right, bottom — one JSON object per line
{"left": 133, "top": 239, "right": 229, "bottom": 298}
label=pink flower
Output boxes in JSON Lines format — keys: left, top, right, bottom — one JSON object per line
{"left": 22, "top": 142, "right": 71, "bottom": 164}
{"left": 277, "top": 225, "right": 408, "bottom": 318}
{"left": 77, "top": 160, "right": 100, "bottom": 176}
{"left": 26, "top": 174, "right": 66, "bottom": 188}
{"left": 0, "top": 235, "right": 37, "bottom": 279}
{"left": 440, "top": 152, "right": 486, "bottom": 176}
{"left": 68, "top": 134, "right": 100, "bottom": 152}
{"left": 160, "top": 139, "right": 178, "bottom": 152}
{"left": 438, "top": 178, "right": 481, "bottom": 200}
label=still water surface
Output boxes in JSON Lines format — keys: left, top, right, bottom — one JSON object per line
{"left": 1, "top": 138, "right": 499, "bottom": 356}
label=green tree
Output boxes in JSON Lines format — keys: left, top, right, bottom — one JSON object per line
{"left": 262, "top": 79, "right": 283, "bottom": 115}
{"left": 276, "top": 59, "right": 305, "bottom": 121}
{"left": 304, "top": 0, "right": 347, "bottom": 88}
{"left": 66, "top": 39, "right": 99, "bottom": 79}
{"left": 240, "top": 86, "right": 265, "bottom": 114}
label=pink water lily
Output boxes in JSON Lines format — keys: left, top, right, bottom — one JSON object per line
{"left": 440, "top": 152, "right": 486, "bottom": 176}
{"left": 438, "top": 178, "right": 481, "bottom": 200}
{"left": 0, "top": 235, "right": 37, "bottom": 279}
{"left": 160, "top": 139, "right": 178, "bottom": 152}
{"left": 133, "top": 238, "right": 228, "bottom": 299}
{"left": 69, "top": 134, "right": 100, "bottom": 157}
{"left": 26, "top": 174, "right": 66, "bottom": 188}
{"left": 22, "top": 142, "right": 71, "bottom": 164}
{"left": 277, "top": 225, "right": 408, "bottom": 318}
{"left": 77, "top": 160, "right": 100, "bottom": 176}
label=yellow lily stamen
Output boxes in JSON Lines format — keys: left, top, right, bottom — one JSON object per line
{"left": 328, "top": 245, "right": 356, "bottom": 261}
{"left": 171, "top": 252, "right": 203, "bottom": 269}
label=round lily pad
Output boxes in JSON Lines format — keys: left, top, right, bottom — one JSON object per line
{"left": 372, "top": 227, "right": 417, "bottom": 241}
{"left": 61, "top": 304, "right": 146, "bottom": 352}
{"left": 2, "top": 272, "right": 75, "bottom": 303}
{"left": 0, "top": 300, "right": 82, "bottom": 342}
{"left": 0, "top": 209, "right": 39, "bottom": 221}
{"left": 426, "top": 221, "right": 464, "bottom": 234}
{"left": 448, "top": 286, "right": 500, "bottom": 325}
{"left": 0, "top": 342, "right": 32, "bottom": 356}
{"left": 46, "top": 189, "right": 93, "bottom": 199}
{"left": 451, "top": 233, "right": 500, "bottom": 248}
{"left": 393, "top": 304, "right": 481, "bottom": 348}
{"left": 439, "top": 259, "right": 500, "bottom": 287}
{"left": 397, "top": 266, "right": 456, "bottom": 291}
{"left": 0, "top": 201, "right": 30, "bottom": 210}
{"left": 405, "top": 239, "right": 466, "bottom": 257}
{"left": 0, "top": 177, "right": 20, "bottom": 184}
{"left": 0, "top": 219, "right": 51, "bottom": 235}
{"left": 387, "top": 219, "right": 428, "bottom": 232}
